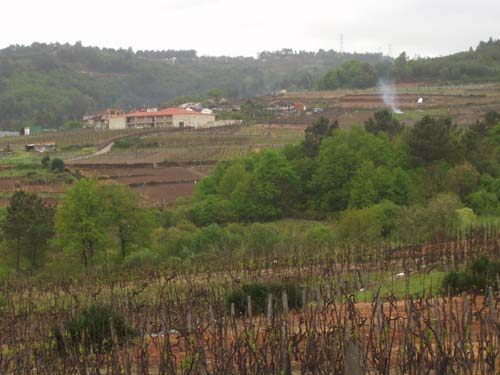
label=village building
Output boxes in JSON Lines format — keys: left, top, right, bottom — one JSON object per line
{"left": 108, "top": 108, "right": 216, "bottom": 130}
{"left": 82, "top": 108, "right": 125, "bottom": 129}
{"left": 266, "top": 101, "right": 307, "bottom": 113}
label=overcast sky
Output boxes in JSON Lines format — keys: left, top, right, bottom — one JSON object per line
{"left": 1, "top": 0, "right": 499, "bottom": 58}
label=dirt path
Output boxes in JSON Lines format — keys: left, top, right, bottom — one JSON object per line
{"left": 66, "top": 141, "right": 114, "bottom": 162}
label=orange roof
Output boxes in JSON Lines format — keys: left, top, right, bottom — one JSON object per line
{"left": 117, "top": 108, "right": 212, "bottom": 118}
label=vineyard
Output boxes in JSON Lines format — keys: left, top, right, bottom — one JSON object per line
{"left": 260, "top": 82, "right": 500, "bottom": 128}
{"left": 71, "top": 125, "right": 304, "bottom": 165}
{"left": 1, "top": 228, "right": 500, "bottom": 373}
{"left": 0, "top": 124, "right": 304, "bottom": 207}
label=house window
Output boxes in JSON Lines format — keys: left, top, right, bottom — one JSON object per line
{"left": 179, "top": 122, "right": 185, "bottom": 128}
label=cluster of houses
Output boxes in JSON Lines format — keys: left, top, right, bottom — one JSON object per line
{"left": 266, "top": 100, "right": 324, "bottom": 115}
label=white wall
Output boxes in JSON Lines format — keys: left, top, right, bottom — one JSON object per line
{"left": 108, "top": 117, "right": 127, "bottom": 130}
{"left": 172, "top": 114, "right": 216, "bottom": 129}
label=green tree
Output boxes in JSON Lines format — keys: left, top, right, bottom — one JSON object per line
{"left": 463, "top": 113, "right": 500, "bottom": 175}
{"left": 304, "top": 225, "right": 335, "bottom": 254}
{"left": 310, "top": 128, "right": 400, "bottom": 211}
{"left": 446, "top": 162, "right": 480, "bottom": 200}
{"left": 318, "top": 60, "right": 378, "bottom": 90}
{"left": 41, "top": 155, "right": 51, "bottom": 169}
{"left": 407, "top": 116, "right": 461, "bottom": 165}
{"left": 251, "top": 149, "right": 301, "bottom": 220}
{"left": 336, "top": 207, "right": 382, "bottom": 246}
{"left": 55, "top": 179, "right": 110, "bottom": 270}
{"left": 2, "top": 191, "right": 54, "bottom": 270}
{"left": 50, "top": 158, "right": 65, "bottom": 173}
{"left": 187, "top": 195, "right": 235, "bottom": 226}
{"left": 364, "top": 109, "right": 403, "bottom": 137}
{"left": 465, "top": 189, "right": 499, "bottom": 216}
{"left": 425, "top": 193, "right": 463, "bottom": 240}
{"left": 207, "top": 88, "right": 225, "bottom": 103}
{"left": 101, "top": 184, "right": 152, "bottom": 259}
{"left": 303, "top": 117, "right": 338, "bottom": 157}
{"left": 217, "top": 162, "right": 247, "bottom": 196}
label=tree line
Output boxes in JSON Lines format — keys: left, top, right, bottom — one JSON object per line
{"left": 318, "top": 38, "right": 500, "bottom": 90}
{"left": 2, "top": 110, "right": 500, "bottom": 277}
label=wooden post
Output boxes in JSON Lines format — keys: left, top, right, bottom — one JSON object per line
{"left": 315, "top": 287, "right": 322, "bottom": 307}
{"left": 247, "top": 295, "right": 253, "bottom": 327}
{"left": 267, "top": 293, "right": 273, "bottom": 325}
{"left": 282, "top": 290, "right": 289, "bottom": 316}
{"left": 282, "top": 321, "right": 290, "bottom": 374}
{"left": 488, "top": 287, "right": 496, "bottom": 322}
{"left": 344, "top": 339, "right": 365, "bottom": 375}
{"left": 187, "top": 309, "right": 192, "bottom": 335}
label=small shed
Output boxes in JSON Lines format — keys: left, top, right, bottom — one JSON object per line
{"left": 26, "top": 142, "right": 56, "bottom": 152}
{"left": 34, "top": 142, "right": 56, "bottom": 153}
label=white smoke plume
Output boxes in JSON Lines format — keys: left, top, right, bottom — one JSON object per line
{"left": 378, "top": 79, "right": 403, "bottom": 114}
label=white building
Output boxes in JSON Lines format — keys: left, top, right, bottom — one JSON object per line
{"left": 109, "top": 108, "right": 216, "bottom": 130}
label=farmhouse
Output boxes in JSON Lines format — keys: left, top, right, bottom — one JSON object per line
{"left": 109, "top": 108, "right": 216, "bottom": 130}
{"left": 83, "top": 108, "right": 125, "bottom": 129}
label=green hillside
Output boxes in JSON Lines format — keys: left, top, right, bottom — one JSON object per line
{"left": 0, "top": 43, "right": 385, "bottom": 130}
{"left": 2, "top": 39, "right": 500, "bottom": 130}
{"left": 318, "top": 38, "right": 500, "bottom": 90}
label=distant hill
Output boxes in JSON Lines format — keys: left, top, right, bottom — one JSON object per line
{"left": 1, "top": 39, "right": 500, "bottom": 130}
{"left": 317, "top": 38, "right": 500, "bottom": 90}
{"left": 0, "top": 43, "right": 386, "bottom": 130}
{"left": 393, "top": 38, "right": 500, "bottom": 83}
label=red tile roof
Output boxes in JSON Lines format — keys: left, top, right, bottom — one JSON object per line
{"left": 118, "top": 108, "right": 213, "bottom": 118}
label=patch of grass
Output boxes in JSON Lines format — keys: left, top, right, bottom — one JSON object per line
{"left": 114, "top": 137, "right": 159, "bottom": 149}
{"left": 355, "top": 271, "right": 446, "bottom": 301}
{"left": 398, "top": 108, "right": 451, "bottom": 124}
{"left": 0, "top": 152, "right": 44, "bottom": 166}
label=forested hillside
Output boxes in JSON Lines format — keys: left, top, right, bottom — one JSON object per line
{"left": 2, "top": 39, "right": 500, "bottom": 130}
{"left": 0, "top": 43, "right": 385, "bottom": 130}
{"left": 318, "top": 38, "right": 500, "bottom": 90}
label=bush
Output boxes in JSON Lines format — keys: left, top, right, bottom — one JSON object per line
{"left": 123, "top": 249, "right": 159, "bottom": 269}
{"left": 442, "top": 256, "right": 500, "bottom": 295}
{"left": 466, "top": 189, "right": 499, "bottom": 215}
{"left": 41, "top": 155, "right": 51, "bottom": 168}
{"left": 50, "top": 158, "right": 65, "bottom": 173}
{"left": 53, "top": 304, "right": 136, "bottom": 354}
{"left": 226, "top": 281, "right": 302, "bottom": 316}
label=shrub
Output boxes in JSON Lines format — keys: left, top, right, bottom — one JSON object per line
{"left": 441, "top": 271, "right": 469, "bottom": 295}
{"left": 41, "top": 155, "right": 51, "bottom": 168}
{"left": 54, "top": 304, "right": 136, "bottom": 354}
{"left": 50, "top": 158, "right": 65, "bottom": 173}
{"left": 466, "top": 189, "right": 499, "bottom": 216}
{"left": 226, "top": 281, "right": 302, "bottom": 316}
{"left": 442, "top": 256, "right": 500, "bottom": 295}
{"left": 123, "top": 249, "right": 159, "bottom": 270}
